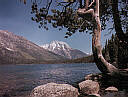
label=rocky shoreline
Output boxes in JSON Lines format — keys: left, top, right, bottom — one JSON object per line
{"left": 30, "top": 73, "right": 128, "bottom": 97}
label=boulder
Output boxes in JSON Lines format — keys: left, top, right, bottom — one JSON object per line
{"left": 30, "top": 82, "right": 79, "bottom": 97}
{"left": 79, "top": 80, "right": 99, "bottom": 95}
{"left": 105, "top": 86, "right": 118, "bottom": 92}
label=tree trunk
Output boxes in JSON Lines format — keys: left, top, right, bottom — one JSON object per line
{"left": 91, "top": 0, "right": 119, "bottom": 75}
{"left": 111, "top": 0, "right": 125, "bottom": 41}
{"left": 111, "top": 0, "right": 128, "bottom": 69}
{"left": 77, "top": 0, "right": 119, "bottom": 75}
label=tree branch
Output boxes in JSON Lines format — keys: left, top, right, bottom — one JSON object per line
{"left": 77, "top": 8, "right": 94, "bottom": 16}
{"left": 77, "top": 0, "right": 119, "bottom": 75}
{"left": 85, "top": 0, "right": 89, "bottom": 10}
{"left": 77, "top": 0, "right": 96, "bottom": 16}
{"left": 88, "top": 0, "right": 95, "bottom": 8}
{"left": 79, "top": 0, "right": 82, "bottom": 8}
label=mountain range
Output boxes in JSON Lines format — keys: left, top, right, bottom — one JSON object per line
{"left": 0, "top": 30, "right": 65, "bottom": 64}
{"left": 0, "top": 30, "right": 89, "bottom": 65}
{"left": 41, "top": 40, "right": 88, "bottom": 59}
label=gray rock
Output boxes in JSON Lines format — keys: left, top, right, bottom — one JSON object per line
{"left": 87, "top": 94, "right": 101, "bottom": 97}
{"left": 85, "top": 74, "right": 102, "bottom": 81}
{"left": 79, "top": 80, "right": 100, "bottom": 95}
{"left": 85, "top": 74, "right": 93, "bottom": 80}
{"left": 30, "top": 82, "right": 79, "bottom": 97}
{"left": 105, "top": 86, "right": 118, "bottom": 92}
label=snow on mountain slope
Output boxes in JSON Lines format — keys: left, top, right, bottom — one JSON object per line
{"left": 41, "top": 40, "right": 88, "bottom": 59}
{"left": 0, "top": 30, "right": 65, "bottom": 64}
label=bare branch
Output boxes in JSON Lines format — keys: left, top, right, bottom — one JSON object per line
{"left": 88, "top": 0, "right": 95, "bottom": 8}
{"left": 46, "top": 0, "right": 53, "bottom": 11}
{"left": 77, "top": 8, "right": 94, "bottom": 16}
{"left": 79, "top": 0, "right": 82, "bottom": 8}
{"left": 85, "top": 0, "right": 89, "bottom": 10}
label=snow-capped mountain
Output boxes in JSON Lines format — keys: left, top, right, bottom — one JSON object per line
{"left": 0, "top": 30, "right": 65, "bottom": 64}
{"left": 41, "top": 40, "right": 88, "bottom": 59}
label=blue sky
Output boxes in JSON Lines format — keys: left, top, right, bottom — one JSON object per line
{"left": 0, "top": 0, "right": 113, "bottom": 54}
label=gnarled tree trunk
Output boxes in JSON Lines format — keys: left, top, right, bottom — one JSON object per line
{"left": 92, "top": 0, "right": 119, "bottom": 75}
{"left": 78, "top": 0, "right": 119, "bottom": 75}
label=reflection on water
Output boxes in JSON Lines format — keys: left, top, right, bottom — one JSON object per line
{"left": 0, "top": 63, "right": 127, "bottom": 97}
{"left": 0, "top": 63, "right": 100, "bottom": 97}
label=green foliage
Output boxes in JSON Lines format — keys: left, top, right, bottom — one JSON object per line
{"left": 30, "top": 0, "right": 121, "bottom": 38}
{"left": 31, "top": 1, "right": 94, "bottom": 38}
{"left": 103, "top": 34, "right": 128, "bottom": 69}
{"left": 63, "top": 55, "right": 94, "bottom": 63}
{"left": 29, "top": 0, "right": 127, "bottom": 38}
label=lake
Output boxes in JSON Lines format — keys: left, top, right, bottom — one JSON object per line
{"left": 0, "top": 63, "right": 127, "bottom": 97}
{"left": 0, "top": 63, "right": 100, "bottom": 97}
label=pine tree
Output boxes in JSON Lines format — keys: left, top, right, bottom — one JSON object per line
{"left": 104, "top": 34, "right": 128, "bottom": 69}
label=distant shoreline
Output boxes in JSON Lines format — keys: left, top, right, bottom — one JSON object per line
{"left": 0, "top": 55, "right": 94, "bottom": 65}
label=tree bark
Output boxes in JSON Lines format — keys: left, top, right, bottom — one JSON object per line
{"left": 111, "top": 0, "right": 125, "bottom": 41}
{"left": 92, "top": 0, "right": 119, "bottom": 75}
{"left": 78, "top": 0, "right": 119, "bottom": 75}
{"left": 111, "top": 0, "right": 128, "bottom": 69}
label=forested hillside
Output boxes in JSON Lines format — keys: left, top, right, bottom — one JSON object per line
{"left": 63, "top": 55, "right": 94, "bottom": 63}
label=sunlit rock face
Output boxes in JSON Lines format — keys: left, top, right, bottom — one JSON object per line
{"left": 79, "top": 80, "right": 100, "bottom": 95}
{"left": 41, "top": 40, "right": 88, "bottom": 59}
{"left": 105, "top": 86, "right": 118, "bottom": 92}
{"left": 30, "top": 83, "right": 79, "bottom": 97}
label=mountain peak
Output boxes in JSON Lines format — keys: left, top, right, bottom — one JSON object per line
{"left": 42, "top": 40, "right": 72, "bottom": 52}
{"left": 52, "top": 40, "right": 72, "bottom": 49}
{"left": 0, "top": 30, "right": 10, "bottom": 34}
{"left": 41, "top": 40, "right": 88, "bottom": 59}
{"left": 0, "top": 31, "right": 65, "bottom": 64}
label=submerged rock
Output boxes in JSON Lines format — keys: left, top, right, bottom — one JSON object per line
{"left": 30, "top": 82, "right": 79, "bottom": 97}
{"left": 79, "top": 80, "right": 99, "bottom": 95}
{"left": 105, "top": 86, "right": 118, "bottom": 92}
{"left": 87, "top": 94, "right": 101, "bottom": 97}
{"left": 85, "top": 73, "right": 102, "bottom": 81}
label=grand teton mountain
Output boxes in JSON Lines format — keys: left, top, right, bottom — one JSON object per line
{"left": 41, "top": 40, "right": 88, "bottom": 59}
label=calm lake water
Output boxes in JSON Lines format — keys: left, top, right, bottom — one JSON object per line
{"left": 0, "top": 63, "right": 127, "bottom": 97}
{"left": 0, "top": 63, "right": 100, "bottom": 97}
